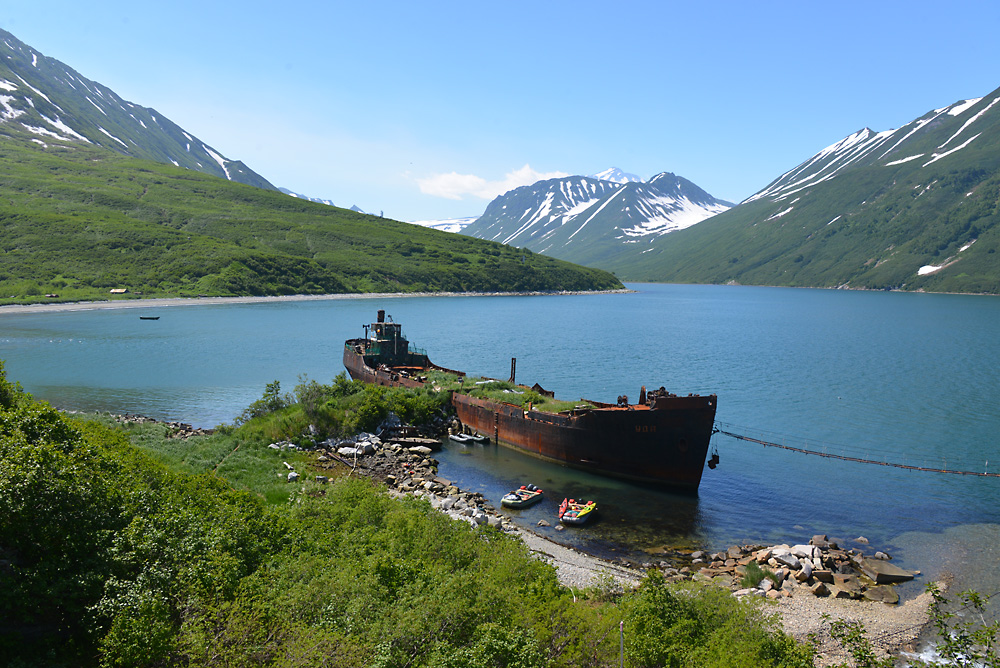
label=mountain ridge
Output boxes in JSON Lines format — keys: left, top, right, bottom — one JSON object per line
{"left": 611, "top": 87, "right": 1000, "bottom": 293}
{"left": 461, "top": 170, "right": 732, "bottom": 267}
{"left": 0, "top": 28, "right": 273, "bottom": 189}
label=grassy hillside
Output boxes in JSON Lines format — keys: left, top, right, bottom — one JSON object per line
{"left": 613, "top": 164, "right": 1000, "bottom": 293}
{"left": 0, "top": 135, "right": 622, "bottom": 304}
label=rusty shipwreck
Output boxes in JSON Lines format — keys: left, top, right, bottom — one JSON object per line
{"left": 343, "top": 310, "right": 718, "bottom": 491}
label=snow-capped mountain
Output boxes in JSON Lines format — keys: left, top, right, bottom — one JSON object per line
{"left": 409, "top": 216, "right": 478, "bottom": 234}
{"left": 461, "top": 171, "right": 732, "bottom": 267}
{"left": 590, "top": 167, "right": 642, "bottom": 184}
{"left": 744, "top": 95, "right": 996, "bottom": 208}
{"left": 0, "top": 29, "right": 273, "bottom": 189}
{"left": 617, "top": 85, "right": 1000, "bottom": 294}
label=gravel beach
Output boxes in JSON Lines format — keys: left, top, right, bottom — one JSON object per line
{"left": 0, "top": 290, "right": 632, "bottom": 315}
{"left": 513, "top": 525, "right": 935, "bottom": 665}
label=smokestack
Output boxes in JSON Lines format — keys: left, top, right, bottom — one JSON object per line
{"left": 377, "top": 309, "right": 385, "bottom": 323}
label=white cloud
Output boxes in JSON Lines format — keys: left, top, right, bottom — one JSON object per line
{"left": 417, "top": 164, "right": 569, "bottom": 200}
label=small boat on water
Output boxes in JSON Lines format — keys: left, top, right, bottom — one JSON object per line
{"left": 501, "top": 484, "right": 544, "bottom": 509}
{"left": 558, "top": 498, "right": 597, "bottom": 525}
{"left": 449, "top": 432, "right": 489, "bottom": 445}
{"left": 139, "top": 316, "right": 160, "bottom": 320}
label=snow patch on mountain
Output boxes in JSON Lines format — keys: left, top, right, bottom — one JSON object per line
{"left": 591, "top": 167, "right": 642, "bottom": 184}
{"left": 203, "top": 145, "right": 232, "bottom": 180}
{"left": 938, "top": 96, "right": 1000, "bottom": 149}
{"left": 98, "top": 126, "right": 128, "bottom": 147}
{"left": 409, "top": 216, "right": 478, "bottom": 234}
{"left": 885, "top": 154, "right": 924, "bottom": 166}
{"left": 620, "top": 196, "right": 729, "bottom": 237}
{"left": 923, "top": 133, "right": 981, "bottom": 167}
{"left": 39, "top": 114, "right": 89, "bottom": 142}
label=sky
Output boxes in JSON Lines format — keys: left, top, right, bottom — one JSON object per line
{"left": 2, "top": 1, "right": 1000, "bottom": 222}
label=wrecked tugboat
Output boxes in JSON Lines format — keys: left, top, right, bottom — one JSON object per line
{"left": 343, "top": 310, "right": 718, "bottom": 491}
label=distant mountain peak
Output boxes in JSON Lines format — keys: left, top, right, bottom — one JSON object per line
{"left": 462, "top": 170, "right": 730, "bottom": 266}
{"left": 590, "top": 167, "right": 643, "bottom": 184}
{"left": 0, "top": 28, "right": 274, "bottom": 190}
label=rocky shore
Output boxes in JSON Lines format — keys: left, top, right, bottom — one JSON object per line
{"left": 287, "top": 429, "right": 935, "bottom": 664}
{"left": 111, "top": 413, "right": 215, "bottom": 438}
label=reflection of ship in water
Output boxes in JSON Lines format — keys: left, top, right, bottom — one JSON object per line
{"left": 343, "top": 309, "right": 718, "bottom": 493}
{"left": 432, "top": 438, "right": 707, "bottom": 561}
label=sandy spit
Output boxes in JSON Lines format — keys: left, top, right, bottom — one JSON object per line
{"left": 0, "top": 290, "right": 634, "bottom": 316}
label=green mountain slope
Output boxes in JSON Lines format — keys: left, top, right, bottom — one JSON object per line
{"left": 610, "top": 88, "right": 1000, "bottom": 293}
{"left": 0, "top": 137, "right": 622, "bottom": 303}
{"left": 0, "top": 29, "right": 273, "bottom": 189}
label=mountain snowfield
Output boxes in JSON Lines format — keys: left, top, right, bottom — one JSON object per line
{"left": 745, "top": 96, "right": 997, "bottom": 207}
{"left": 0, "top": 29, "right": 273, "bottom": 189}
{"left": 460, "top": 169, "right": 732, "bottom": 267}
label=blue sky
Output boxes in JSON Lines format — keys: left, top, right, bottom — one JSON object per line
{"left": 3, "top": 1, "right": 999, "bottom": 222}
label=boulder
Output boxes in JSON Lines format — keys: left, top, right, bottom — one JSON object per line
{"left": 863, "top": 585, "right": 900, "bottom": 604}
{"left": 813, "top": 569, "right": 834, "bottom": 583}
{"left": 287, "top": 471, "right": 300, "bottom": 482}
{"left": 810, "top": 582, "right": 830, "bottom": 597}
{"left": 774, "top": 553, "right": 801, "bottom": 569}
{"left": 858, "top": 557, "right": 915, "bottom": 584}
{"left": 874, "top": 551, "right": 891, "bottom": 560}
{"left": 791, "top": 544, "right": 817, "bottom": 560}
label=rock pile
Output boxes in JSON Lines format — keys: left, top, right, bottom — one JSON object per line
{"left": 691, "top": 535, "right": 916, "bottom": 604}
{"left": 113, "top": 413, "right": 214, "bottom": 439}
{"left": 310, "top": 434, "right": 517, "bottom": 532}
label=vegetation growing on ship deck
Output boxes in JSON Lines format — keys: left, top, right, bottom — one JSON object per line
{"left": 423, "top": 371, "right": 595, "bottom": 413}
{"left": 0, "top": 138, "right": 622, "bottom": 305}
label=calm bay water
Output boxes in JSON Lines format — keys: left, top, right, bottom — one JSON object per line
{"left": 2, "top": 284, "right": 999, "bottom": 595}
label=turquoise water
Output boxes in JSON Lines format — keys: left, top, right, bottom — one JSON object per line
{"left": 2, "top": 285, "right": 999, "bottom": 594}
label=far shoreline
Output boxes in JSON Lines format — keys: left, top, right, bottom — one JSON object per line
{"left": 0, "top": 288, "right": 635, "bottom": 316}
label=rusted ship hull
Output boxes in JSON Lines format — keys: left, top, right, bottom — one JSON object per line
{"left": 450, "top": 392, "right": 716, "bottom": 490}
{"left": 343, "top": 311, "right": 717, "bottom": 491}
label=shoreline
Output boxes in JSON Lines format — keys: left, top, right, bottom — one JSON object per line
{"left": 0, "top": 289, "right": 634, "bottom": 316}
{"left": 333, "top": 432, "right": 935, "bottom": 666}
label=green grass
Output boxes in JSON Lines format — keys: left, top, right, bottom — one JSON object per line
{"left": 0, "top": 133, "right": 622, "bottom": 305}
{"left": 87, "top": 414, "right": 312, "bottom": 504}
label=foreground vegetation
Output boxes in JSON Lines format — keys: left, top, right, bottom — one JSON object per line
{"left": 0, "top": 135, "right": 622, "bottom": 305}
{"left": 0, "top": 365, "right": 815, "bottom": 667}
{"left": 4, "top": 365, "right": 997, "bottom": 666}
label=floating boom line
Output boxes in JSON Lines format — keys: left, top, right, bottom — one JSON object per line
{"left": 713, "top": 421, "right": 1000, "bottom": 478}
